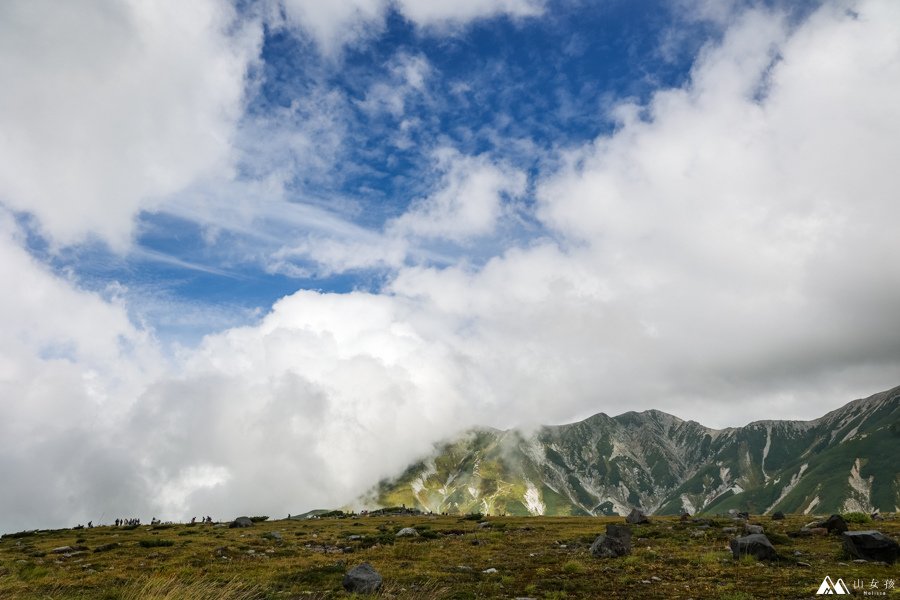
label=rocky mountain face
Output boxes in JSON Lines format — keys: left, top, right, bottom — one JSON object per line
{"left": 366, "top": 387, "right": 900, "bottom": 516}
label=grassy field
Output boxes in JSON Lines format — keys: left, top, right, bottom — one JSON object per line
{"left": 0, "top": 513, "right": 897, "bottom": 599}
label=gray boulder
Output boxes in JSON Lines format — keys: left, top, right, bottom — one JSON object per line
{"left": 729, "top": 534, "right": 778, "bottom": 561}
{"left": 396, "top": 527, "right": 418, "bottom": 537}
{"left": 229, "top": 516, "right": 253, "bottom": 528}
{"left": 625, "top": 508, "right": 650, "bottom": 524}
{"left": 745, "top": 524, "right": 764, "bottom": 535}
{"left": 842, "top": 531, "right": 899, "bottom": 564}
{"left": 590, "top": 524, "right": 632, "bottom": 558}
{"left": 822, "top": 514, "right": 848, "bottom": 534}
{"left": 343, "top": 562, "right": 383, "bottom": 594}
{"left": 771, "top": 511, "right": 786, "bottom": 521}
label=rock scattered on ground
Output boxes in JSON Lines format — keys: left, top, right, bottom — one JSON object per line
{"left": 590, "top": 524, "right": 632, "bottom": 558}
{"left": 772, "top": 511, "right": 786, "bottom": 521}
{"left": 822, "top": 514, "right": 848, "bottom": 535}
{"left": 841, "top": 530, "right": 899, "bottom": 564}
{"left": 729, "top": 533, "right": 778, "bottom": 561}
{"left": 745, "top": 524, "right": 764, "bottom": 535}
{"left": 626, "top": 508, "right": 650, "bottom": 524}
{"left": 229, "top": 517, "right": 253, "bottom": 529}
{"left": 396, "top": 527, "right": 418, "bottom": 537}
{"left": 343, "top": 562, "right": 383, "bottom": 594}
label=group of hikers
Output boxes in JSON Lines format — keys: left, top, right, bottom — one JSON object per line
{"left": 108, "top": 516, "right": 215, "bottom": 526}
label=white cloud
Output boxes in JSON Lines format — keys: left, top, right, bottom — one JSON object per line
{"left": 389, "top": 148, "right": 527, "bottom": 242}
{"left": 277, "top": 0, "right": 389, "bottom": 56}
{"left": 395, "top": 0, "right": 544, "bottom": 29}
{"left": 0, "top": 0, "right": 261, "bottom": 249}
{"left": 276, "top": 0, "right": 544, "bottom": 55}
{"left": 0, "top": 211, "right": 165, "bottom": 529}
{"left": 358, "top": 53, "right": 431, "bottom": 118}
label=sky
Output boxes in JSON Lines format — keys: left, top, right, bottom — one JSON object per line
{"left": 1, "top": 0, "right": 899, "bottom": 531}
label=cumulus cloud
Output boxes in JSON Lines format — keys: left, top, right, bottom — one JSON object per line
{"left": 0, "top": 211, "right": 164, "bottom": 529}
{"left": 0, "top": 0, "right": 260, "bottom": 249}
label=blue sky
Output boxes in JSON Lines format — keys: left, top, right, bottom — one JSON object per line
{"left": 19, "top": 0, "right": 725, "bottom": 344}
{"left": 2, "top": 0, "right": 899, "bottom": 530}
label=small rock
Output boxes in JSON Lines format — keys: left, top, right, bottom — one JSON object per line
{"left": 822, "top": 514, "right": 848, "bottom": 535}
{"left": 343, "top": 562, "right": 383, "bottom": 594}
{"left": 482, "top": 567, "right": 499, "bottom": 574}
{"left": 842, "top": 530, "right": 899, "bottom": 564}
{"left": 729, "top": 534, "right": 778, "bottom": 561}
{"left": 51, "top": 546, "right": 73, "bottom": 554}
{"left": 396, "top": 527, "right": 418, "bottom": 538}
{"left": 771, "top": 511, "right": 786, "bottom": 521}
{"left": 626, "top": 508, "right": 650, "bottom": 524}
{"left": 591, "top": 524, "right": 632, "bottom": 558}
{"left": 797, "top": 561, "right": 811, "bottom": 567}
{"left": 736, "top": 511, "right": 750, "bottom": 520}
{"left": 229, "top": 517, "right": 253, "bottom": 529}
{"left": 651, "top": 576, "right": 661, "bottom": 581}
{"left": 745, "top": 524, "right": 764, "bottom": 535}
{"left": 477, "top": 521, "right": 492, "bottom": 529}
{"left": 263, "top": 531, "right": 282, "bottom": 541}
{"left": 348, "top": 535, "right": 363, "bottom": 541}
{"left": 722, "top": 527, "right": 737, "bottom": 534}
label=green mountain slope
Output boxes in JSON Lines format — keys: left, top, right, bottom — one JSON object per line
{"left": 365, "top": 386, "right": 900, "bottom": 516}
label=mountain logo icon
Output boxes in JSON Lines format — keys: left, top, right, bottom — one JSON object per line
{"left": 816, "top": 576, "right": 851, "bottom": 594}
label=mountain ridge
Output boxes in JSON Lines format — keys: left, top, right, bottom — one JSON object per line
{"left": 365, "top": 386, "right": 900, "bottom": 516}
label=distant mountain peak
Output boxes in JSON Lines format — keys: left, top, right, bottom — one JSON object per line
{"left": 367, "top": 387, "right": 900, "bottom": 516}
